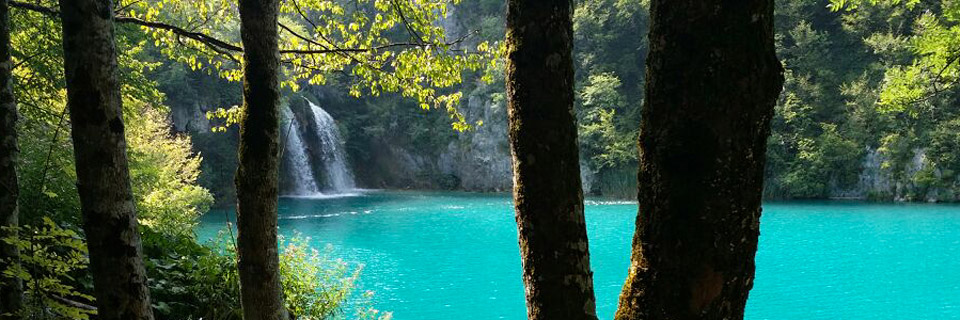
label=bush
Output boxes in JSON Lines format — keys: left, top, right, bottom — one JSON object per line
{"left": 126, "top": 106, "right": 215, "bottom": 237}
{"left": 142, "top": 228, "right": 241, "bottom": 319}
{"left": 1, "top": 218, "right": 95, "bottom": 320}
{"left": 142, "top": 229, "right": 389, "bottom": 320}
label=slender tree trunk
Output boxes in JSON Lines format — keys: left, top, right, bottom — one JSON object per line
{"left": 0, "top": 0, "right": 22, "bottom": 316}
{"left": 234, "top": 0, "right": 286, "bottom": 319}
{"left": 505, "top": 1, "right": 598, "bottom": 319}
{"left": 59, "top": 0, "right": 154, "bottom": 319}
{"left": 614, "top": 1, "right": 783, "bottom": 319}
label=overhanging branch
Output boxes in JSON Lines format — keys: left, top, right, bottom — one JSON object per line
{"left": 10, "top": 0, "right": 243, "bottom": 53}
{"left": 9, "top": 0, "right": 481, "bottom": 61}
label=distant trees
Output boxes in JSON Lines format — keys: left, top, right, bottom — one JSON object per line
{"left": 58, "top": 0, "right": 154, "bottom": 318}
{"left": 823, "top": 0, "right": 960, "bottom": 200}
{"left": 573, "top": 0, "right": 647, "bottom": 189}
{"left": 614, "top": 0, "right": 783, "bottom": 319}
{"left": 505, "top": 0, "right": 598, "bottom": 319}
{"left": 0, "top": 0, "right": 23, "bottom": 316}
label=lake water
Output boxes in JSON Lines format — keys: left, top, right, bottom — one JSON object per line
{"left": 198, "top": 191, "right": 960, "bottom": 319}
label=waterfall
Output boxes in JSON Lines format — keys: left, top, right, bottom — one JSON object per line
{"left": 307, "top": 100, "right": 357, "bottom": 191}
{"left": 282, "top": 106, "right": 320, "bottom": 195}
{"left": 281, "top": 100, "right": 357, "bottom": 196}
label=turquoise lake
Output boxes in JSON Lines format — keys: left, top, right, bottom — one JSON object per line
{"left": 198, "top": 191, "right": 960, "bottom": 319}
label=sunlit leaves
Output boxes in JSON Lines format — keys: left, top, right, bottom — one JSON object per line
{"left": 829, "top": 0, "right": 922, "bottom": 11}
{"left": 831, "top": 0, "right": 960, "bottom": 114}
{"left": 877, "top": 12, "right": 960, "bottom": 111}
{"left": 119, "top": 0, "right": 502, "bottom": 131}
{"left": 2, "top": 219, "right": 96, "bottom": 319}
{"left": 125, "top": 105, "right": 214, "bottom": 237}
{"left": 578, "top": 73, "right": 636, "bottom": 169}
{"left": 206, "top": 105, "right": 243, "bottom": 132}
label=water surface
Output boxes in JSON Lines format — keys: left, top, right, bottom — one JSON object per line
{"left": 198, "top": 192, "right": 960, "bottom": 319}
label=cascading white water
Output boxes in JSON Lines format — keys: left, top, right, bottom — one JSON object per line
{"left": 307, "top": 100, "right": 357, "bottom": 192}
{"left": 282, "top": 106, "right": 321, "bottom": 195}
{"left": 281, "top": 100, "right": 357, "bottom": 196}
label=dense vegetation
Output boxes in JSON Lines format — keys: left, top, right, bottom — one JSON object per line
{"left": 2, "top": 0, "right": 958, "bottom": 318}
{"left": 5, "top": 0, "right": 491, "bottom": 317}
{"left": 492, "top": 0, "right": 956, "bottom": 201}
{"left": 157, "top": 0, "right": 960, "bottom": 202}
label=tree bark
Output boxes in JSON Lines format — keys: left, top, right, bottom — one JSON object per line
{"left": 59, "top": 0, "right": 154, "bottom": 319}
{"left": 505, "top": 1, "right": 598, "bottom": 319}
{"left": 234, "top": 0, "right": 286, "bottom": 319}
{"left": 0, "top": 0, "right": 23, "bottom": 316}
{"left": 614, "top": 1, "right": 783, "bottom": 319}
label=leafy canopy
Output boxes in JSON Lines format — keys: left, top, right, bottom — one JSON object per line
{"left": 116, "top": 0, "right": 502, "bottom": 131}
{"left": 830, "top": 0, "right": 960, "bottom": 112}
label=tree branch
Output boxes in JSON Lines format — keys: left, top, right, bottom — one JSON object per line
{"left": 9, "top": 0, "right": 56, "bottom": 16}
{"left": 10, "top": 0, "right": 481, "bottom": 62}
{"left": 115, "top": 16, "right": 244, "bottom": 52}
{"left": 49, "top": 295, "right": 97, "bottom": 312}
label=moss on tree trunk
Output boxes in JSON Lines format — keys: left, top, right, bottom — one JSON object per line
{"left": 505, "top": 0, "right": 598, "bottom": 319}
{"left": 59, "top": 0, "right": 154, "bottom": 318}
{"left": 614, "top": 0, "right": 784, "bottom": 319}
{"left": 234, "top": 0, "right": 286, "bottom": 319}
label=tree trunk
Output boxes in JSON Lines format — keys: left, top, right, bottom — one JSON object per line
{"left": 614, "top": 1, "right": 783, "bottom": 319}
{"left": 234, "top": 0, "right": 286, "bottom": 319}
{"left": 59, "top": 0, "right": 154, "bottom": 319}
{"left": 0, "top": 0, "right": 22, "bottom": 316}
{"left": 505, "top": 1, "right": 598, "bottom": 319}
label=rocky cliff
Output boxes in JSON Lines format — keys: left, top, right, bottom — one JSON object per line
{"left": 832, "top": 148, "right": 959, "bottom": 202}
{"left": 166, "top": 87, "right": 960, "bottom": 202}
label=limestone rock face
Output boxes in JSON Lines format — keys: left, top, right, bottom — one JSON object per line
{"left": 438, "top": 87, "right": 513, "bottom": 192}
{"left": 830, "top": 148, "right": 959, "bottom": 202}
{"left": 167, "top": 88, "right": 958, "bottom": 201}
{"left": 169, "top": 102, "right": 210, "bottom": 133}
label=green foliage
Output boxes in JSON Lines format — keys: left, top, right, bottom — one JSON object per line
{"left": 831, "top": 0, "right": 960, "bottom": 110}
{"left": 278, "top": 234, "right": 377, "bottom": 320}
{"left": 142, "top": 229, "right": 384, "bottom": 320}
{"left": 120, "top": 0, "right": 501, "bottom": 131}
{"left": 192, "top": 130, "right": 241, "bottom": 205}
{"left": 929, "top": 118, "right": 960, "bottom": 182}
{"left": 762, "top": 0, "right": 960, "bottom": 200}
{"left": 773, "top": 124, "right": 864, "bottom": 198}
{"left": 877, "top": 132, "right": 916, "bottom": 178}
{"left": 141, "top": 228, "right": 241, "bottom": 319}
{"left": 825, "top": 0, "right": 960, "bottom": 200}
{"left": 12, "top": 0, "right": 195, "bottom": 227}
{"left": 16, "top": 97, "right": 215, "bottom": 233}
{"left": 1, "top": 218, "right": 95, "bottom": 320}
{"left": 2, "top": 220, "right": 380, "bottom": 320}
{"left": 578, "top": 73, "right": 636, "bottom": 169}
{"left": 281, "top": 234, "right": 389, "bottom": 320}
{"left": 126, "top": 105, "right": 215, "bottom": 236}
{"left": 572, "top": 0, "right": 646, "bottom": 181}
{"left": 347, "top": 0, "right": 960, "bottom": 200}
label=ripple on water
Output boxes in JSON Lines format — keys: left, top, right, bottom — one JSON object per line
{"left": 198, "top": 193, "right": 960, "bottom": 320}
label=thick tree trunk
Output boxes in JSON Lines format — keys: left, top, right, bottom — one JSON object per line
{"left": 614, "top": 0, "right": 783, "bottom": 319}
{"left": 59, "top": 0, "right": 154, "bottom": 319}
{"left": 234, "top": 0, "right": 286, "bottom": 319}
{"left": 0, "top": 0, "right": 22, "bottom": 316}
{"left": 505, "top": 1, "right": 598, "bottom": 319}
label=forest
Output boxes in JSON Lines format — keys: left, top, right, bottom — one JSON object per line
{"left": 148, "top": 0, "right": 960, "bottom": 203}
{"left": 0, "top": 0, "right": 958, "bottom": 319}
